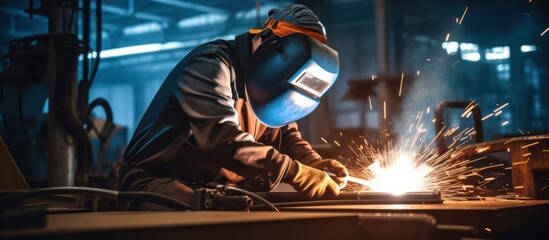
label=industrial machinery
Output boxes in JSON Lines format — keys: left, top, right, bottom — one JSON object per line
{"left": 1, "top": 1, "right": 549, "bottom": 240}
{"left": 0, "top": 0, "right": 114, "bottom": 188}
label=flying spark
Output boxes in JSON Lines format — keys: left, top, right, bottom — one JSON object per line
{"left": 482, "top": 113, "right": 494, "bottom": 121}
{"left": 513, "top": 161, "right": 528, "bottom": 166}
{"left": 399, "top": 73, "right": 404, "bottom": 97}
{"left": 383, "top": 101, "right": 387, "bottom": 119}
{"left": 493, "top": 103, "right": 509, "bottom": 113}
{"left": 504, "top": 138, "right": 516, "bottom": 145}
{"left": 521, "top": 142, "right": 539, "bottom": 148}
{"left": 368, "top": 96, "right": 373, "bottom": 110}
{"left": 445, "top": 33, "right": 450, "bottom": 41}
{"left": 476, "top": 146, "right": 491, "bottom": 153}
{"left": 541, "top": 28, "right": 549, "bottom": 36}
{"left": 501, "top": 121, "right": 509, "bottom": 126}
{"left": 458, "top": 6, "right": 469, "bottom": 25}
{"left": 340, "top": 103, "right": 520, "bottom": 200}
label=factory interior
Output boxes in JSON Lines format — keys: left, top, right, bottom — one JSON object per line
{"left": 1, "top": 0, "right": 548, "bottom": 239}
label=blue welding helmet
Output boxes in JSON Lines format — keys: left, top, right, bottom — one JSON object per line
{"left": 245, "top": 33, "right": 339, "bottom": 127}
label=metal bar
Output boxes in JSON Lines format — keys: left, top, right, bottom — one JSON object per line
{"left": 255, "top": 191, "right": 442, "bottom": 205}
{"left": 435, "top": 101, "right": 484, "bottom": 153}
{"left": 148, "top": 0, "right": 225, "bottom": 13}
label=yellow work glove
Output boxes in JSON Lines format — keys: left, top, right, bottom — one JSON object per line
{"left": 287, "top": 161, "right": 340, "bottom": 198}
{"left": 302, "top": 158, "right": 348, "bottom": 189}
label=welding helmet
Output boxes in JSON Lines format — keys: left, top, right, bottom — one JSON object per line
{"left": 245, "top": 18, "right": 339, "bottom": 127}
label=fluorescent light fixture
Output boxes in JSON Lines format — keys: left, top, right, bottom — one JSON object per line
{"left": 88, "top": 34, "right": 236, "bottom": 59}
{"left": 442, "top": 41, "right": 459, "bottom": 55}
{"left": 459, "top": 42, "right": 478, "bottom": 51}
{"left": 100, "top": 43, "right": 162, "bottom": 58}
{"left": 43, "top": 98, "right": 49, "bottom": 114}
{"left": 485, "top": 46, "right": 510, "bottom": 60}
{"left": 461, "top": 52, "right": 481, "bottom": 62}
{"left": 496, "top": 63, "right": 509, "bottom": 72}
{"left": 520, "top": 45, "right": 537, "bottom": 53}
{"left": 123, "top": 22, "right": 163, "bottom": 35}
{"left": 177, "top": 13, "right": 228, "bottom": 28}
{"left": 96, "top": 41, "right": 197, "bottom": 59}
{"left": 235, "top": 3, "right": 281, "bottom": 20}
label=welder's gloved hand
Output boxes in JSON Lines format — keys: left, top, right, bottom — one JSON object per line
{"left": 302, "top": 158, "right": 348, "bottom": 189}
{"left": 286, "top": 161, "right": 340, "bottom": 198}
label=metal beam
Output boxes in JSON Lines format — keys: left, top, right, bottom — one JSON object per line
{"left": 148, "top": 0, "right": 225, "bottom": 14}
{"left": 0, "top": 6, "right": 30, "bottom": 17}
{"left": 134, "top": 12, "right": 172, "bottom": 23}
{"left": 92, "top": 2, "right": 171, "bottom": 23}
{"left": 99, "top": 4, "right": 128, "bottom": 15}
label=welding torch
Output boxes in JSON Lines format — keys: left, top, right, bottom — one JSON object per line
{"left": 326, "top": 172, "right": 371, "bottom": 189}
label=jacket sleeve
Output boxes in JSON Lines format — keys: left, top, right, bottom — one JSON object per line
{"left": 278, "top": 122, "right": 323, "bottom": 165}
{"left": 173, "top": 51, "right": 292, "bottom": 190}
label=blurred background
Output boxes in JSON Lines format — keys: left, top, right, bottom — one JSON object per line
{"left": 1, "top": 0, "right": 548, "bottom": 186}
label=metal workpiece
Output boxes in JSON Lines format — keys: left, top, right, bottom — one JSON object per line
{"left": 455, "top": 135, "right": 549, "bottom": 199}
{"left": 253, "top": 190, "right": 443, "bottom": 208}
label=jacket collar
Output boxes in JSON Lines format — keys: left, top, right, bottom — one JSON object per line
{"left": 234, "top": 32, "right": 253, "bottom": 99}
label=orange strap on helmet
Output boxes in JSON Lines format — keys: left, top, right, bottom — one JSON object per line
{"left": 249, "top": 18, "right": 327, "bottom": 44}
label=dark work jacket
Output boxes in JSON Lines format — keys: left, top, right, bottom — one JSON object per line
{"left": 118, "top": 33, "right": 321, "bottom": 195}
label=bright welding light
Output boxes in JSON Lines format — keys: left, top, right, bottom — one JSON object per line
{"left": 364, "top": 152, "right": 433, "bottom": 195}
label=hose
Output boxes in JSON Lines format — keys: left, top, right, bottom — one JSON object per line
{"left": 217, "top": 185, "right": 279, "bottom": 212}
{"left": 0, "top": 187, "right": 197, "bottom": 211}
{"left": 86, "top": 97, "right": 114, "bottom": 171}
{"left": 52, "top": 33, "right": 93, "bottom": 171}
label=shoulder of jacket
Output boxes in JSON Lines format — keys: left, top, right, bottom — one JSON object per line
{"left": 189, "top": 39, "right": 236, "bottom": 61}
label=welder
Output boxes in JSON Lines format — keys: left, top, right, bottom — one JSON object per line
{"left": 118, "top": 4, "right": 348, "bottom": 210}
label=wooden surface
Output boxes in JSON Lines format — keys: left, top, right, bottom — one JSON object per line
{"left": 2, "top": 201, "right": 548, "bottom": 239}
{"left": 0, "top": 137, "right": 28, "bottom": 190}
{"left": 279, "top": 200, "right": 549, "bottom": 237}
{"left": 0, "top": 212, "right": 360, "bottom": 240}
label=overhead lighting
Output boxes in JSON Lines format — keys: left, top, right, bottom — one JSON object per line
{"left": 123, "top": 22, "right": 164, "bottom": 35}
{"left": 442, "top": 41, "right": 459, "bottom": 55}
{"left": 90, "top": 34, "right": 236, "bottom": 59}
{"left": 461, "top": 52, "right": 481, "bottom": 62}
{"left": 520, "top": 45, "right": 537, "bottom": 53}
{"left": 177, "top": 13, "right": 228, "bottom": 28}
{"left": 458, "top": 42, "right": 481, "bottom": 62}
{"left": 459, "top": 42, "right": 478, "bottom": 51}
{"left": 97, "top": 41, "right": 194, "bottom": 58}
{"left": 235, "top": 3, "right": 282, "bottom": 20}
{"left": 485, "top": 46, "right": 510, "bottom": 60}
